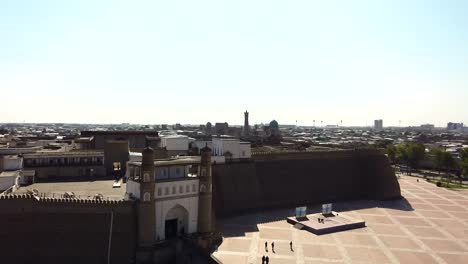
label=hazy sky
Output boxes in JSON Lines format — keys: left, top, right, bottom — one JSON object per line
{"left": 1, "top": 0, "right": 467, "bottom": 126}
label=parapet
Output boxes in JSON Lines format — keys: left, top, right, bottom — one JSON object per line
{"left": 252, "top": 148, "right": 384, "bottom": 161}
{"left": 0, "top": 193, "right": 131, "bottom": 205}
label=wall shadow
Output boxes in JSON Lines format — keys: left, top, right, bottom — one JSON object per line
{"left": 217, "top": 197, "right": 414, "bottom": 239}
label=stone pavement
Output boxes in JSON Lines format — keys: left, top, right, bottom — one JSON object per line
{"left": 213, "top": 176, "right": 468, "bottom": 263}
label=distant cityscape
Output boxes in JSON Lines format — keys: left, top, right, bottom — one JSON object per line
{"left": 1, "top": 111, "right": 467, "bottom": 263}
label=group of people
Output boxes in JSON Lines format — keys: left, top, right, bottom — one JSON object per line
{"left": 261, "top": 241, "right": 294, "bottom": 263}
{"left": 318, "top": 218, "right": 325, "bottom": 223}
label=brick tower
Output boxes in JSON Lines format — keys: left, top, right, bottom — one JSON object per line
{"left": 197, "top": 145, "right": 214, "bottom": 233}
{"left": 243, "top": 110, "right": 250, "bottom": 136}
{"left": 138, "top": 147, "right": 156, "bottom": 247}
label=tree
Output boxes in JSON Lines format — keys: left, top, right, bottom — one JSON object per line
{"left": 431, "top": 148, "right": 445, "bottom": 175}
{"left": 396, "top": 144, "right": 409, "bottom": 165}
{"left": 460, "top": 148, "right": 468, "bottom": 177}
{"left": 406, "top": 143, "right": 425, "bottom": 169}
{"left": 442, "top": 151, "right": 456, "bottom": 183}
{"left": 386, "top": 145, "right": 397, "bottom": 164}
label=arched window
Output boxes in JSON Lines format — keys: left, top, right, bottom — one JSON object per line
{"left": 143, "top": 192, "right": 151, "bottom": 202}
{"left": 143, "top": 173, "right": 150, "bottom": 183}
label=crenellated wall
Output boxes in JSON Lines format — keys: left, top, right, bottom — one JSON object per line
{"left": 0, "top": 195, "right": 136, "bottom": 264}
{"left": 213, "top": 149, "right": 401, "bottom": 217}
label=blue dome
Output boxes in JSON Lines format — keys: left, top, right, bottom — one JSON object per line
{"left": 269, "top": 120, "right": 279, "bottom": 129}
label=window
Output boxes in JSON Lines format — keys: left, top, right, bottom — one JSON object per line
{"left": 179, "top": 185, "right": 183, "bottom": 194}
{"left": 201, "top": 168, "right": 206, "bottom": 177}
{"left": 156, "top": 168, "right": 168, "bottom": 180}
{"left": 172, "top": 186, "right": 176, "bottom": 194}
{"left": 135, "top": 167, "right": 140, "bottom": 180}
{"left": 157, "top": 188, "right": 162, "bottom": 196}
{"left": 192, "top": 184, "right": 196, "bottom": 192}
{"left": 165, "top": 187, "right": 169, "bottom": 195}
{"left": 143, "top": 173, "right": 150, "bottom": 183}
{"left": 186, "top": 185, "right": 190, "bottom": 193}
{"left": 170, "top": 167, "right": 183, "bottom": 178}
{"left": 143, "top": 192, "right": 150, "bottom": 202}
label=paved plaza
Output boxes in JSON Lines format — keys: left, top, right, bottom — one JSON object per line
{"left": 213, "top": 177, "right": 468, "bottom": 263}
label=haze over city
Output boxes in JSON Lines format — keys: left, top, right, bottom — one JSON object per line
{"left": 1, "top": 0, "right": 467, "bottom": 126}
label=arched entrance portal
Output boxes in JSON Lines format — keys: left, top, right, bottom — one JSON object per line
{"left": 165, "top": 205, "right": 189, "bottom": 239}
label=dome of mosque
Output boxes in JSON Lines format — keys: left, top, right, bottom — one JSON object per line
{"left": 269, "top": 120, "right": 279, "bottom": 129}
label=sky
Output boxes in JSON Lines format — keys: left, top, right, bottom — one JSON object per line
{"left": 1, "top": 0, "right": 467, "bottom": 127}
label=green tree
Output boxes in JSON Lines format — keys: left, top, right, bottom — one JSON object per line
{"left": 406, "top": 143, "right": 426, "bottom": 169}
{"left": 386, "top": 145, "right": 397, "bottom": 164}
{"left": 460, "top": 148, "right": 468, "bottom": 177}
{"left": 396, "top": 144, "right": 409, "bottom": 165}
{"left": 431, "top": 148, "right": 445, "bottom": 175}
{"left": 442, "top": 151, "right": 456, "bottom": 183}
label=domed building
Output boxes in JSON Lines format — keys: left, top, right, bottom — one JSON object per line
{"left": 269, "top": 120, "right": 279, "bottom": 130}
{"left": 261, "top": 119, "right": 282, "bottom": 144}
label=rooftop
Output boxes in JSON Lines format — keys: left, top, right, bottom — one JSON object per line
{"left": 128, "top": 156, "right": 201, "bottom": 167}
{"left": 0, "top": 171, "right": 20, "bottom": 177}
{"left": 14, "top": 180, "right": 126, "bottom": 200}
{"left": 81, "top": 130, "right": 158, "bottom": 136}
{"left": 23, "top": 151, "right": 103, "bottom": 158}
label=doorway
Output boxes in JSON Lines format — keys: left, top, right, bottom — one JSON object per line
{"left": 165, "top": 219, "right": 178, "bottom": 239}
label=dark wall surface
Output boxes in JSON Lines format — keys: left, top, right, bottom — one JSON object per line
{"left": 0, "top": 196, "right": 136, "bottom": 264}
{"left": 213, "top": 150, "right": 401, "bottom": 217}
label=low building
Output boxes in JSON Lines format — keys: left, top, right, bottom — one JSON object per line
{"left": 0, "top": 170, "right": 20, "bottom": 192}
{"left": 212, "top": 137, "right": 251, "bottom": 160}
{"left": 160, "top": 135, "right": 194, "bottom": 156}
{"left": 447, "top": 122, "right": 464, "bottom": 131}
{"left": 23, "top": 152, "right": 105, "bottom": 180}
{"left": 80, "top": 130, "right": 159, "bottom": 150}
{"left": 2, "top": 155, "right": 23, "bottom": 171}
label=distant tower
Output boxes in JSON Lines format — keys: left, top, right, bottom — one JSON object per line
{"left": 243, "top": 110, "right": 250, "bottom": 136}
{"left": 206, "top": 122, "right": 212, "bottom": 135}
{"left": 138, "top": 147, "right": 156, "bottom": 246}
{"left": 198, "top": 145, "right": 214, "bottom": 233}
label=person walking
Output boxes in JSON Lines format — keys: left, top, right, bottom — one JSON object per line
{"left": 271, "top": 242, "right": 275, "bottom": 252}
{"left": 262, "top": 255, "right": 265, "bottom": 264}
{"left": 290, "top": 241, "right": 293, "bottom": 251}
{"left": 265, "top": 256, "right": 269, "bottom": 264}
{"left": 265, "top": 241, "right": 268, "bottom": 251}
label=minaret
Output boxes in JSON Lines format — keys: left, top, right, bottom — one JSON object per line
{"left": 197, "top": 145, "right": 213, "bottom": 233}
{"left": 243, "top": 110, "right": 250, "bottom": 136}
{"left": 138, "top": 147, "right": 156, "bottom": 246}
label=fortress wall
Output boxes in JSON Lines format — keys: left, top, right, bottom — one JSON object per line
{"left": 0, "top": 196, "right": 136, "bottom": 264}
{"left": 358, "top": 153, "right": 401, "bottom": 200}
{"left": 213, "top": 150, "right": 401, "bottom": 217}
{"left": 212, "top": 162, "right": 262, "bottom": 216}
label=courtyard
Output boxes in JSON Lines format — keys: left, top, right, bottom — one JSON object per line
{"left": 213, "top": 176, "right": 468, "bottom": 264}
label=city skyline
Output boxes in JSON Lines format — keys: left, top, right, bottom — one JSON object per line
{"left": 1, "top": 0, "right": 467, "bottom": 126}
